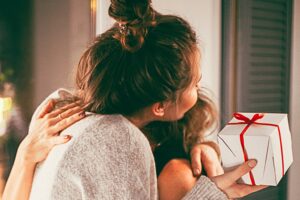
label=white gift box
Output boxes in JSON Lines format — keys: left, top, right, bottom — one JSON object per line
{"left": 218, "top": 113, "right": 293, "bottom": 186}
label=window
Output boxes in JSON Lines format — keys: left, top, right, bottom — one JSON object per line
{"left": 221, "top": 0, "right": 293, "bottom": 199}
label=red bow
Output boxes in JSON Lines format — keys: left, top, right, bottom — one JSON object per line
{"left": 233, "top": 113, "right": 264, "bottom": 124}
{"left": 228, "top": 113, "right": 284, "bottom": 185}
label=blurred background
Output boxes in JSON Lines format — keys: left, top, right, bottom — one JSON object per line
{"left": 0, "top": 0, "right": 299, "bottom": 199}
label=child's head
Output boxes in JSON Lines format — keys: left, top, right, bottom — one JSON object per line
{"left": 76, "top": 0, "right": 200, "bottom": 122}
{"left": 142, "top": 88, "right": 218, "bottom": 152}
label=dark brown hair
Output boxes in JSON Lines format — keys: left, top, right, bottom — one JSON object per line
{"left": 75, "top": 0, "right": 197, "bottom": 116}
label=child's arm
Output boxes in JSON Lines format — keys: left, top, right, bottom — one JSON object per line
{"left": 2, "top": 99, "right": 84, "bottom": 200}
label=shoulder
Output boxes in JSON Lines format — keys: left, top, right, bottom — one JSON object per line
{"left": 62, "top": 114, "right": 132, "bottom": 152}
{"left": 90, "top": 115, "right": 152, "bottom": 155}
{"left": 58, "top": 114, "right": 152, "bottom": 167}
{"left": 51, "top": 115, "right": 155, "bottom": 198}
{"left": 48, "top": 115, "right": 134, "bottom": 196}
{"left": 29, "top": 88, "right": 74, "bottom": 131}
{"left": 34, "top": 88, "right": 74, "bottom": 110}
{"left": 81, "top": 114, "right": 150, "bottom": 150}
{"left": 158, "top": 159, "right": 197, "bottom": 200}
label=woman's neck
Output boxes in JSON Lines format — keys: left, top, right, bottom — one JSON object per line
{"left": 125, "top": 115, "right": 150, "bottom": 128}
{"left": 124, "top": 108, "right": 154, "bottom": 128}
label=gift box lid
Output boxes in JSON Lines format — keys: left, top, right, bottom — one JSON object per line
{"left": 219, "top": 113, "right": 287, "bottom": 136}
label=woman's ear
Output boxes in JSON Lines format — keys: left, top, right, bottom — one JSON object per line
{"left": 151, "top": 102, "right": 165, "bottom": 117}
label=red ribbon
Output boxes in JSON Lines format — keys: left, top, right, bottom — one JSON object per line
{"left": 228, "top": 113, "right": 284, "bottom": 185}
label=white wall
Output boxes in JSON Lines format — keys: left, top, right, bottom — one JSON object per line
{"left": 153, "top": 0, "right": 221, "bottom": 107}
{"left": 288, "top": 0, "right": 300, "bottom": 199}
{"left": 96, "top": 0, "right": 115, "bottom": 34}
{"left": 96, "top": 0, "right": 221, "bottom": 108}
{"left": 33, "top": 0, "right": 91, "bottom": 107}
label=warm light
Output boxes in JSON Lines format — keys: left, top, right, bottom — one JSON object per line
{"left": 91, "top": 0, "right": 97, "bottom": 13}
{"left": 0, "top": 97, "right": 12, "bottom": 136}
{"left": 90, "top": 0, "right": 97, "bottom": 39}
{"left": 0, "top": 97, "right": 12, "bottom": 112}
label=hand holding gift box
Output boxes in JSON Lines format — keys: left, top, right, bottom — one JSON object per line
{"left": 218, "top": 113, "right": 293, "bottom": 186}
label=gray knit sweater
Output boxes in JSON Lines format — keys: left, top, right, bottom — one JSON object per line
{"left": 29, "top": 89, "right": 227, "bottom": 200}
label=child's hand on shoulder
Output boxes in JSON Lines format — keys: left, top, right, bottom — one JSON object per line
{"left": 190, "top": 141, "right": 224, "bottom": 177}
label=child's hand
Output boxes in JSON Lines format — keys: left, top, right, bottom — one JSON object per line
{"left": 18, "top": 99, "right": 85, "bottom": 165}
{"left": 211, "top": 159, "right": 267, "bottom": 199}
{"left": 190, "top": 142, "right": 224, "bottom": 177}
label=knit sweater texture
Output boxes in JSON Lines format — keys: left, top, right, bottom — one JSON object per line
{"left": 29, "top": 89, "right": 227, "bottom": 200}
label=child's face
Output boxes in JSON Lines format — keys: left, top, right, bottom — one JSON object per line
{"left": 163, "top": 51, "right": 201, "bottom": 120}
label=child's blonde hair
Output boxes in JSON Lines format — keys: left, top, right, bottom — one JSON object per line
{"left": 143, "top": 88, "right": 220, "bottom": 157}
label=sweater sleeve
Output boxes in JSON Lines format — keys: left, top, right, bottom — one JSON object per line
{"left": 182, "top": 176, "right": 228, "bottom": 200}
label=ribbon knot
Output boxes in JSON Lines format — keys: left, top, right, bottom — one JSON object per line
{"left": 233, "top": 113, "right": 264, "bottom": 124}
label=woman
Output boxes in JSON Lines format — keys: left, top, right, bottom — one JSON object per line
{"left": 3, "top": 98, "right": 263, "bottom": 200}
{"left": 3, "top": 0, "right": 266, "bottom": 199}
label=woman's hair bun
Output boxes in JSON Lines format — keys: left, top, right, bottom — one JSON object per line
{"left": 109, "top": 0, "right": 156, "bottom": 52}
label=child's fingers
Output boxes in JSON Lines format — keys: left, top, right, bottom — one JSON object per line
{"left": 201, "top": 154, "right": 223, "bottom": 177}
{"left": 202, "top": 161, "right": 218, "bottom": 178}
{"left": 216, "top": 165, "right": 225, "bottom": 175}
{"left": 37, "top": 99, "right": 56, "bottom": 118}
{"left": 202, "top": 158, "right": 224, "bottom": 177}
{"left": 46, "top": 101, "right": 82, "bottom": 118}
{"left": 49, "top": 111, "right": 85, "bottom": 135}
{"left": 50, "top": 135, "right": 72, "bottom": 146}
{"left": 199, "top": 144, "right": 223, "bottom": 177}
{"left": 49, "top": 105, "right": 84, "bottom": 125}
{"left": 190, "top": 146, "right": 202, "bottom": 176}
